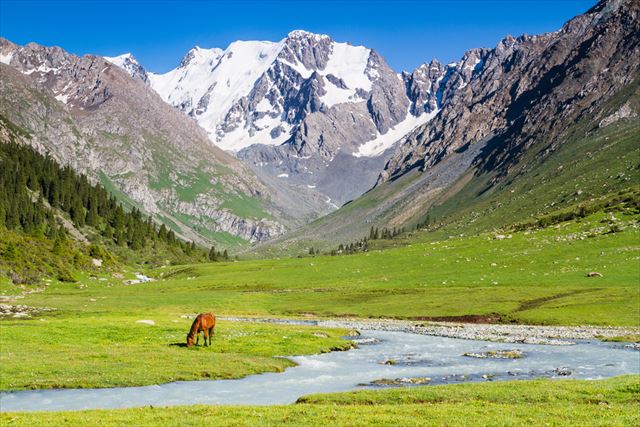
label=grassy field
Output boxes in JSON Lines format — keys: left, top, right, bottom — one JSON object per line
{"left": 0, "top": 316, "right": 351, "bottom": 390}
{"left": 0, "top": 206, "right": 638, "bottom": 394}
{"left": 17, "top": 209, "right": 639, "bottom": 326}
{"left": 2, "top": 376, "right": 638, "bottom": 426}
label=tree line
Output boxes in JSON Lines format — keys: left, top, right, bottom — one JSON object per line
{"left": 307, "top": 226, "right": 407, "bottom": 257}
{"left": 0, "top": 141, "right": 227, "bottom": 259}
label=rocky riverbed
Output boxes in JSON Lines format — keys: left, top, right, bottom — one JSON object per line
{"left": 220, "top": 316, "right": 640, "bottom": 346}
{"left": 0, "top": 303, "right": 55, "bottom": 318}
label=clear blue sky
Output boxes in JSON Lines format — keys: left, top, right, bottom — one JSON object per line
{"left": 0, "top": 0, "right": 595, "bottom": 73}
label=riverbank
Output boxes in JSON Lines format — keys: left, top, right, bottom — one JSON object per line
{"left": 221, "top": 316, "right": 640, "bottom": 346}
{"left": 3, "top": 329, "right": 638, "bottom": 412}
{"left": 2, "top": 376, "right": 638, "bottom": 426}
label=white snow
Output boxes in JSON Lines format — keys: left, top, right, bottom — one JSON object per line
{"left": 306, "top": 185, "right": 316, "bottom": 189}
{"left": 54, "top": 93, "right": 69, "bottom": 104}
{"left": 277, "top": 173, "right": 289, "bottom": 178}
{"left": 353, "top": 109, "right": 439, "bottom": 158}
{"left": 22, "top": 64, "right": 58, "bottom": 75}
{"left": 0, "top": 51, "right": 13, "bottom": 65}
{"left": 216, "top": 118, "right": 292, "bottom": 152}
{"left": 255, "top": 97, "right": 273, "bottom": 112}
{"left": 325, "top": 197, "right": 339, "bottom": 209}
{"left": 319, "top": 42, "right": 372, "bottom": 108}
{"left": 324, "top": 42, "right": 372, "bottom": 92}
{"left": 149, "top": 41, "right": 283, "bottom": 151}
{"left": 281, "top": 40, "right": 372, "bottom": 108}
{"left": 104, "top": 53, "right": 133, "bottom": 68}
{"left": 321, "top": 79, "right": 353, "bottom": 108}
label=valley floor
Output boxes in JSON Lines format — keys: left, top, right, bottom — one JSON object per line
{"left": 0, "top": 207, "right": 638, "bottom": 424}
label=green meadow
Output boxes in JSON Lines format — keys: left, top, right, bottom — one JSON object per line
{"left": 1, "top": 206, "right": 638, "bottom": 425}
{"left": 2, "top": 376, "right": 639, "bottom": 426}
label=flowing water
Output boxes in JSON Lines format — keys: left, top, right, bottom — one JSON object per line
{"left": 1, "top": 330, "right": 638, "bottom": 412}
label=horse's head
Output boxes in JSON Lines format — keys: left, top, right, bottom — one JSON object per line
{"left": 186, "top": 333, "right": 195, "bottom": 347}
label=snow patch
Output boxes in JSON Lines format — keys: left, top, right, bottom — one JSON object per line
{"left": 277, "top": 173, "right": 289, "bottom": 178}
{"left": 104, "top": 53, "right": 133, "bottom": 69}
{"left": 54, "top": 94, "right": 69, "bottom": 104}
{"left": 0, "top": 51, "right": 13, "bottom": 65}
{"left": 353, "top": 109, "right": 439, "bottom": 158}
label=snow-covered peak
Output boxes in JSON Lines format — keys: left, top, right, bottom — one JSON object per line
{"left": 148, "top": 39, "right": 284, "bottom": 148}
{"left": 146, "top": 32, "right": 417, "bottom": 153}
{"left": 286, "top": 29, "right": 331, "bottom": 41}
{"left": 179, "top": 45, "right": 223, "bottom": 68}
{"left": 104, "top": 52, "right": 134, "bottom": 66}
{"left": 104, "top": 53, "right": 149, "bottom": 84}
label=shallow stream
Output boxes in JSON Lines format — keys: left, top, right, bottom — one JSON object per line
{"left": 1, "top": 330, "right": 638, "bottom": 412}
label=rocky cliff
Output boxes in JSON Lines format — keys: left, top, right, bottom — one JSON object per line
{"left": 0, "top": 39, "right": 289, "bottom": 245}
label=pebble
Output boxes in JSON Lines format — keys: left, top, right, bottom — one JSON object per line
{"left": 221, "top": 316, "right": 640, "bottom": 346}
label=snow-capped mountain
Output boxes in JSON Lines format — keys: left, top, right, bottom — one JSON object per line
{"left": 147, "top": 30, "right": 410, "bottom": 153}
{"left": 104, "top": 53, "right": 149, "bottom": 84}
{"left": 0, "top": 37, "right": 295, "bottom": 245}
{"left": 108, "top": 30, "right": 484, "bottom": 206}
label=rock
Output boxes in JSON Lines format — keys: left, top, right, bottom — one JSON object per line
{"left": 554, "top": 367, "right": 572, "bottom": 376}
{"left": 367, "top": 377, "right": 431, "bottom": 386}
{"left": 380, "top": 359, "right": 397, "bottom": 365}
{"left": 136, "top": 319, "right": 155, "bottom": 325}
{"left": 0, "top": 303, "right": 55, "bottom": 318}
{"left": 91, "top": 258, "right": 103, "bottom": 267}
{"left": 312, "top": 332, "right": 329, "bottom": 338}
{"left": 350, "top": 337, "right": 380, "bottom": 345}
{"left": 0, "top": 38, "right": 288, "bottom": 246}
{"left": 494, "top": 234, "right": 512, "bottom": 240}
{"left": 463, "top": 349, "right": 524, "bottom": 359}
{"left": 587, "top": 272, "right": 603, "bottom": 277}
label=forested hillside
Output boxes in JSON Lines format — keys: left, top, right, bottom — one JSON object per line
{"left": 0, "top": 141, "right": 215, "bottom": 285}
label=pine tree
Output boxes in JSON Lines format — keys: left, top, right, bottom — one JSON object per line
{"left": 208, "top": 246, "right": 217, "bottom": 261}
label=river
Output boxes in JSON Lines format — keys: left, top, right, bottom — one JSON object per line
{"left": 1, "top": 330, "right": 638, "bottom": 412}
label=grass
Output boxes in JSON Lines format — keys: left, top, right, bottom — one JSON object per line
{"left": 98, "top": 171, "right": 140, "bottom": 212}
{"left": 0, "top": 194, "right": 637, "bottom": 425}
{"left": 0, "top": 205, "right": 637, "bottom": 393}
{"left": 0, "top": 316, "right": 351, "bottom": 391}
{"left": 600, "top": 335, "right": 640, "bottom": 343}
{"left": 2, "top": 376, "right": 638, "bottom": 426}
{"left": 220, "top": 193, "right": 272, "bottom": 220}
{"left": 7, "top": 208, "right": 640, "bottom": 327}
{"left": 258, "top": 81, "right": 640, "bottom": 256}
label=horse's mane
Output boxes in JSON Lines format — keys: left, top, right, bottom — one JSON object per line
{"left": 187, "top": 315, "right": 201, "bottom": 337}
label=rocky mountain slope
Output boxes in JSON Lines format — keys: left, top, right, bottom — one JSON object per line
{"left": 110, "top": 31, "right": 471, "bottom": 206}
{"left": 0, "top": 39, "right": 295, "bottom": 246}
{"left": 252, "top": 0, "right": 640, "bottom": 253}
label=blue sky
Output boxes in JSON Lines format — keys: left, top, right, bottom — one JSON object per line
{"left": 1, "top": 0, "right": 595, "bottom": 73}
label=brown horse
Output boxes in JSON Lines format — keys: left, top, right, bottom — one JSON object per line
{"left": 186, "top": 313, "right": 216, "bottom": 347}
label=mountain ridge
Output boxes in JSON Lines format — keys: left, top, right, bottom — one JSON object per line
{"left": 0, "top": 38, "right": 294, "bottom": 246}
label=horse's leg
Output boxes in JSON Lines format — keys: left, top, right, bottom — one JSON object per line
{"left": 209, "top": 327, "right": 214, "bottom": 346}
{"left": 203, "top": 329, "right": 209, "bottom": 347}
{"left": 196, "top": 331, "right": 200, "bottom": 346}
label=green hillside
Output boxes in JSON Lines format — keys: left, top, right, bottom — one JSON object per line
{"left": 0, "top": 141, "right": 215, "bottom": 287}
{"left": 254, "top": 79, "right": 640, "bottom": 257}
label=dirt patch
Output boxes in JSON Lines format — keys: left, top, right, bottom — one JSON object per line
{"left": 514, "top": 288, "right": 603, "bottom": 313}
{"left": 411, "top": 313, "right": 506, "bottom": 324}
